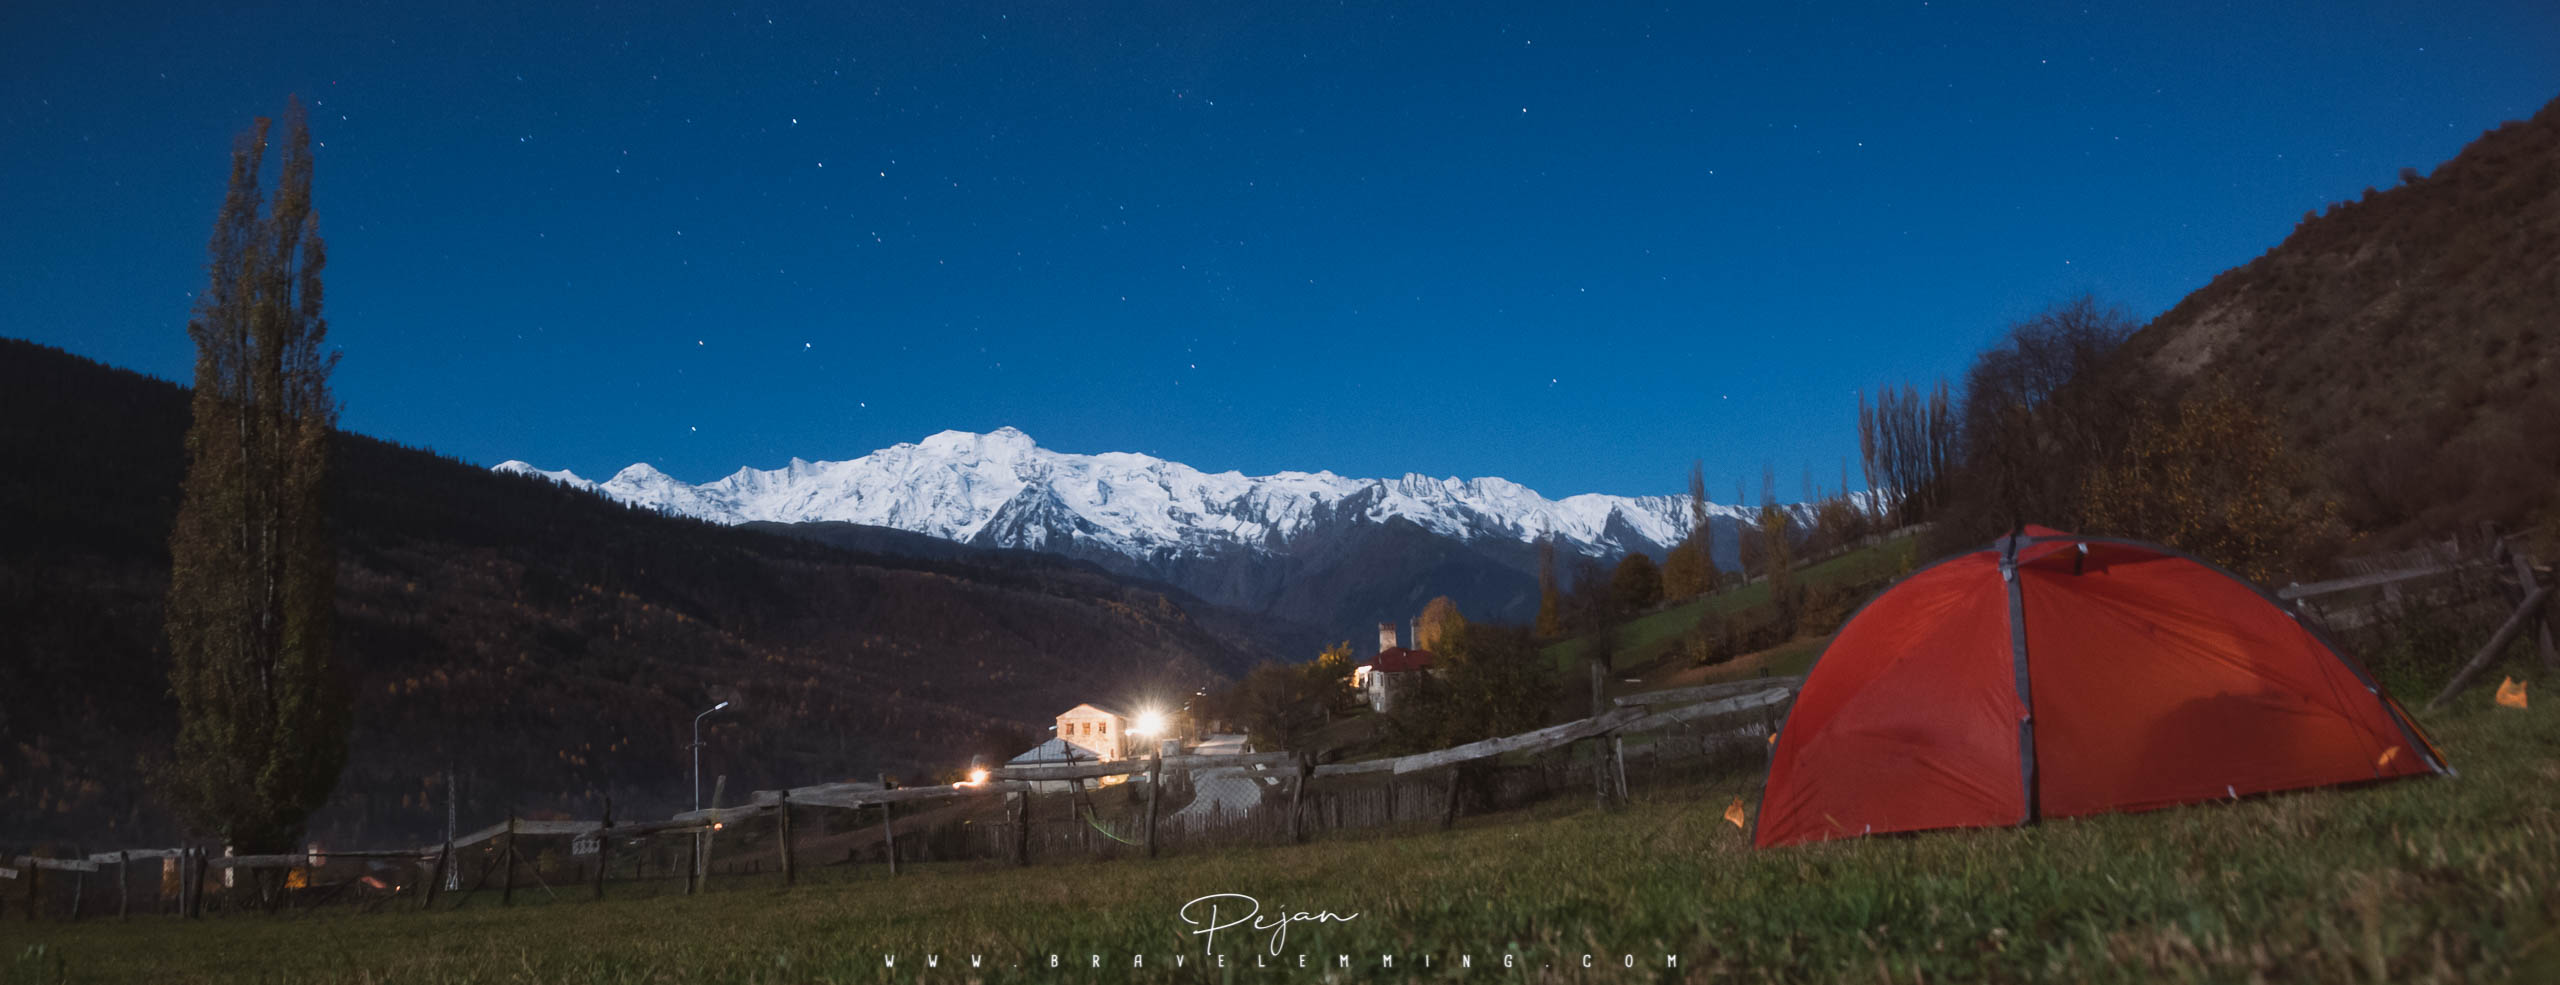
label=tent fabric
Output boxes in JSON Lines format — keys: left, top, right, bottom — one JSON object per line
{"left": 1754, "top": 527, "right": 2445, "bottom": 848}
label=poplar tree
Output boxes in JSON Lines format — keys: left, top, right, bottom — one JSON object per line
{"left": 1735, "top": 476, "right": 1762, "bottom": 584}
{"left": 1685, "top": 461, "right": 1719, "bottom": 594}
{"left": 1534, "top": 533, "right": 1564, "bottom": 638}
{"left": 162, "top": 100, "right": 349, "bottom": 891}
{"left": 1759, "top": 502, "right": 1800, "bottom": 636}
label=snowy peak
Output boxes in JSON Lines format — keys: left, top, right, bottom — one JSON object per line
{"left": 915, "top": 425, "right": 1040, "bottom": 462}
{"left": 494, "top": 429, "right": 1770, "bottom": 563}
{"left": 493, "top": 460, "right": 597, "bottom": 492}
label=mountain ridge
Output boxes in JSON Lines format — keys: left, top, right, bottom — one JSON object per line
{"left": 493, "top": 426, "right": 1756, "bottom": 561}
{"left": 488, "top": 424, "right": 1751, "bottom": 557}
{"left": 497, "top": 429, "right": 1802, "bottom": 634}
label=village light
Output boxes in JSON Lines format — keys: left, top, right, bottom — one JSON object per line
{"left": 966, "top": 767, "right": 991, "bottom": 786}
{"left": 1131, "top": 709, "right": 1167, "bottom": 738}
{"left": 692, "top": 699, "right": 730, "bottom": 812}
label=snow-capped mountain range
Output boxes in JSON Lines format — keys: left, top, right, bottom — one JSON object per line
{"left": 495, "top": 427, "right": 1811, "bottom": 638}
{"left": 495, "top": 427, "right": 1766, "bottom": 564}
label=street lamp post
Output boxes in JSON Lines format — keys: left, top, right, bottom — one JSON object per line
{"left": 692, "top": 700, "right": 730, "bottom": 812}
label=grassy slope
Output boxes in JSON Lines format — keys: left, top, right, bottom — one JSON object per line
{"left": 1545, "top": 538, "right": 1921, "bottom": 674}
{"left": 8, "top": 702, "right": 2553, "bottom": 984}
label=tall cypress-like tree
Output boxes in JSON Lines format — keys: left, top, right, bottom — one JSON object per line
{"left": 1685, "top": 461, "right": 1718, "bottom": 594}
{"left": 163, "top": 100, "right": 348, "bottom": 879}
{"left": 1534, "top": 532, "right": 1563, "bottom": 638}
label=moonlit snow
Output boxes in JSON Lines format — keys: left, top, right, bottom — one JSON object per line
{"left": 492, "top": 427, "right": 1772, "bottom": 561}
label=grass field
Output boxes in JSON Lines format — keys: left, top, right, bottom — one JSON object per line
{"left": 7, "top": 698, "right": 2553, "bottom": 984}
{"left": 1545, "top": 538, "right": 1921, "bottom": 674}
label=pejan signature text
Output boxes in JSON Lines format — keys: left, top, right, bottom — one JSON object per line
{"left": 1179, "top": 893, "right": 1361, "bottom": 956}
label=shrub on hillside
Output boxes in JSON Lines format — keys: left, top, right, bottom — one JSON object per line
{"left": 1612, "top": 552, "right": 1664, "bottom": 612}
{"left": 2077, "top": 391, "right": 2345, "bottom": 584}
{"left": 1660, "top": 537, "right": 1712, "bottom": 601}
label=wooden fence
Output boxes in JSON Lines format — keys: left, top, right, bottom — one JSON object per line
{"left": 2277, "top": 525, "right": 2556, "bottom": 709}
{"left": 4, "top": 680, "right": 1799, "bottom": 923}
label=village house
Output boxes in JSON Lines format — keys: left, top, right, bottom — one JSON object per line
{"left": 1007, "top": 702, "right": 1175, "bottom": 791}
{"left": 1356, "top": 621, "right": 1436, "bottom": 714}
{"left": 1055, "top": 702, "right": 1137, "bottom": 760}
{"left": 1004, "top": 735, "right": 1101, "bottom": 793}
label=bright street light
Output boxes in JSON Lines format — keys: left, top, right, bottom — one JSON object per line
{"left": 1132, "top": 709, "right": 1167, "bottom": 738}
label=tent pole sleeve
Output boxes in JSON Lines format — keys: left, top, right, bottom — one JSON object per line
{"left": 2003, "top": 539, "right": 2039, "bottom": 826}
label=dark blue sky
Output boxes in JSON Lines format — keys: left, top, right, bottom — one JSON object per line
{"left": 6, "top": 2, "right": 2554, "bottom": 499}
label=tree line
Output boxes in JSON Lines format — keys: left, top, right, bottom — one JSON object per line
{"left": 1869, "top": 294, "right": 2341, "bottom": 583}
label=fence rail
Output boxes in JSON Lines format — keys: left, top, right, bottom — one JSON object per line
{"left": 6, "top": 679, "right": 1801, "bottom": 924}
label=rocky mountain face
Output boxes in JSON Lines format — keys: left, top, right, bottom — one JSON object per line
{"left": 2119, "top": 94, "right": 2560, "bottom": 545}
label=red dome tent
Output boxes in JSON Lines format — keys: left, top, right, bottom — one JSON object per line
{"left": 1754, "top": 526, "right": 2447, "bottom": 848}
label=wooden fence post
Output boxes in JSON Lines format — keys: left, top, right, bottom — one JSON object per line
{"left": 1010, "top": 790, "right": 1031, "bottom": 866}
{"left": 189, "top": 847, "right": 209, "bottom": 919}
{"left": 116, "top": 851, "right": 129, "bottom": 921}
{"left": 685, "top": 831, "right": 699, "bottom": 896}
{"left": 68, "top": 863, "right": 84, "bottom": 922}
{"left": 1287, "top": 753, "right": 1312, "bottom": 844}
{"left": 1610, "top": 735, "right": 1631, "bottom": 806}
{"left": 2426, "top": 584, "right": 2552, "bottom": 711}
{"left": 777, "top": 791, "right": 795, "bottom": 888}
{"left": 1144, "top": 740, "right": 1170, "bottom": 859}
{"left": 879, "top": 773, "right": 899, "bottom": 877}
{"left": 593, "top": 800, "right": 613, "bottom": 902}
{"left": 22, "top": 856, "right": 38, "bottom": 922}
{"left": 422, "top": 842, "right": 449, "bottom": 910}
{"left": 1441, "top": 766, "right": 1462, "bottom": 829}
{"left": 2500, "top": 540, "right": 2559, "bottom": 671}
{"left": 501, "top": 812, "right": 518, "bottom": 907}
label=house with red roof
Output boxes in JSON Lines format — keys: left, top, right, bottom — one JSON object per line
{"left": 1353, "top": 621, "right": 1436, "bottom": 713}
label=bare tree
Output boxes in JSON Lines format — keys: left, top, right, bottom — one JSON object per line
{"left": 1858, "top": 378, "right": 1958, "bottom": 531}
{"left": 1948, "top": 295, "right": 2156, "bottom": 540}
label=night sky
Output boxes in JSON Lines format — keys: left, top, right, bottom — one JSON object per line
{"left": 6, "top": 2, "right": 2555, "bottom": 499}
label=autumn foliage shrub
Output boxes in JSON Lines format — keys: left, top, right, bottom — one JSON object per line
{"left": 2077, "top": 392, "right": 2344, "bottom": 584}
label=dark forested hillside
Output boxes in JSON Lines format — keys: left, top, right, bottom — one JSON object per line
{"left": 2120, "top": 94, "right": 2560, "bottom": 546}
{"left": 0, "top": 339, "right": 1273, "bottom": 849}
